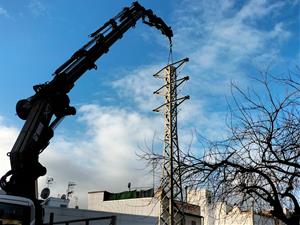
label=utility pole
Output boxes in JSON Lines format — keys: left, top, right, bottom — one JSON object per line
{"left": 153, "top": 58, "right": 189, "bottom": 225}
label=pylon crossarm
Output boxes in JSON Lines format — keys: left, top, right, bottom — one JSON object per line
{"left": 175, "top": 76, "right": 189, "bottom": 88}
{"left": 154, "top": 84, "right": 167, "bottom": 95}
{"left": 157, "top": 76, "right": 189, "bottom": 92}
{"left": 154, "top": 95, "right": 189, "bottom": 112}
{"left": 175, "top": 96, "right": 190, "bottom": 108}
{"left": 154, "top": 58, "right": 189, "bottom": 78}
{"left": 170, "top": 58, "right": 189, "bottom": 70}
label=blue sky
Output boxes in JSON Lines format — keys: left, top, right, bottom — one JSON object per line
{"left": 0, "top": 0, "right": 299, "bottom": 208}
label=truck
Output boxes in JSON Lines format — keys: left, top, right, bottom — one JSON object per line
{"left": 0, "top": 2, "right": 173, "bottom": 224}
{"left": 0, "top": 194, "right": 35, "bottom": 225}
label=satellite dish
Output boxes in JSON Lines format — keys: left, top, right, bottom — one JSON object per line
{"left": 40, "top": 187, "right": 50, "bottom": 199}
{"left": 61, "top": 194, "right": 67, "bottom": 199}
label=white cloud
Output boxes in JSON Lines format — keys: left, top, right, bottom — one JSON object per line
{"left": 28, "top": 0, "right": 47, "bottom": 17}
{"left": 115, "top": 0, "right": 293, "bottom": 119}
{"left": 235, "top": 0, "right": 285, "bottom": 22}
{"left": 171, "top": 0, "right": 291, "bottom": 95}
{"left": 0, "top": 108, "right": 163, "bottom": 208}
{"left": 107, "top": 0, "right": 295, "bottom": 158}
{"left": 38, "top": 105, "right": 164, "bottom": 208}
{"left": 0, "top": 121, "right": 19, "bottom": 182}
{"left": 1, "top": 102, "right": 211, "bottom": 208}
{"left": 0, "top": 7, "right": 9, "bottom": 18}
{"left": 111, "top": 62, "right": 230, "bottom": 145}
{"left": 112, "top": 64, "right": 165, "bottom": 112}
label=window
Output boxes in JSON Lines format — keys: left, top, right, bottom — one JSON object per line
{"left": 0, "top": 202, "right": 31, "bottom": 225}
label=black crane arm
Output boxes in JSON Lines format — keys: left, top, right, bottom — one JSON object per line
{"left": 51, "top": 2, "right": 172, "bottom": 88}
{"left": 0, "top": 2, "right": 172, "bottom": 223}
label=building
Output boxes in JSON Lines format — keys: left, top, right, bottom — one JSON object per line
{"left": 43, "top": 188, "right": 202, "bottom": 225}
{"left": 1, "top": 187, "right": 287, "bottom": 225}
{"left": 44, "top": 206, "right": 155, "bottom": 225}
{"left": 88, "top": 188, "right": 203, "bottom": 225}
{"left": 42, "top": 188, "right": 287, "bottom": 225}
{"left": 43, "top": 197, "right": 70, "bottom": 208}
{"left": 43, "top": 194, "right": 158, "bottom": 225}
{"left": 187, "top": 189, "right": 286, "bottom": 225}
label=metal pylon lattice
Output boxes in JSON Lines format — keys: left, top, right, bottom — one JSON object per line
{"left": 153, "top": 58, "right": 189, "bottom": 225}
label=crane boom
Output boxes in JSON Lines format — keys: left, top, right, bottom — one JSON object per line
{"left": 0, "top": 2, "right": 172, "bottom": 224}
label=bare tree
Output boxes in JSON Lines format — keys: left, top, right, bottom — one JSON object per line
{"left": 180, "top": 71, "right": 300, "bottom": 225}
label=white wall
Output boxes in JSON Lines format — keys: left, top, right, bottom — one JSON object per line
{"left": 186, "top": 189, "right": 283, "bottom": 225}
{"left": 88, "top": 191, "right": 160, "bottom": 216}
{"left": 88, "top": 191, "right": 202, "bottom": 225}
{"left": 44, "top": 207, "right": 156, "bottom": 225}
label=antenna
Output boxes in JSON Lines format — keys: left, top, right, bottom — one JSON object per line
{"left": 128, "top": 182, "right": 131, "bottom": 191}
{"left": 46, "top": 177, "right": 54, "bottom": 188}
{"left": 74, "top": 196, "right": 79, "bottom": 209}
{"left": 67, "top": 181, "right": 76, "bottom": 200}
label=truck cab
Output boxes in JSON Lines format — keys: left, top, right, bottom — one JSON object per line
{"left": 0, "top": 194, "right": 35, "bottom": 225}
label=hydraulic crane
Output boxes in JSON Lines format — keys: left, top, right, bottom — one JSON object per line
{"left": 0, "top": 2, "right": 172, "bottom": 224}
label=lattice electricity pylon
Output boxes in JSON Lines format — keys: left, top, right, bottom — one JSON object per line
{"left": 153, "top": 58, "right": 189, "bottom": 225}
